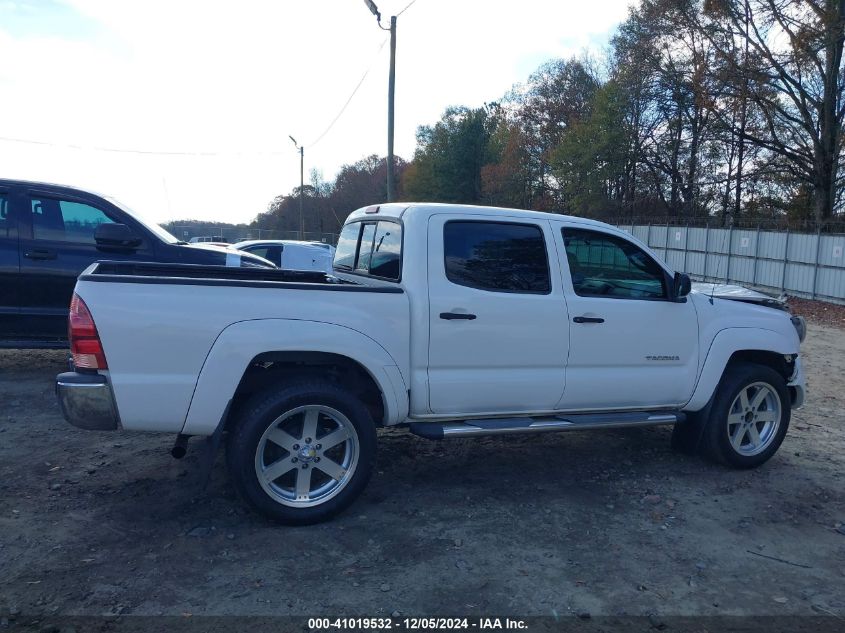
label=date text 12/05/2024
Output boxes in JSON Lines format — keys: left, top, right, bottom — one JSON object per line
{"left": 308, "top": 617, "right": 528, "bottom": 630}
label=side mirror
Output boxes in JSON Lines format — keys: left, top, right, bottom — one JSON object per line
{"left": 95, "top": 223, "right": 142, "bottom": 250}
{"left": 673, "top": 272, "right": 691, "bottom": 301}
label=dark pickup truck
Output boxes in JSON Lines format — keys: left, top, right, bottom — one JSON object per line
{"left": 0, "top": 178, "right": 273, "bottom": 348}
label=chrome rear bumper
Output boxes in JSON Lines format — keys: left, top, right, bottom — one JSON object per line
{"left": 56, "top": 371, "right": 119, "bottom": 431}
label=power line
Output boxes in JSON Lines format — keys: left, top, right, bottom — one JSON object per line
{"left": 0, "top": 135, "right": 288, "bottom": 156}
{"left": 0, "top": 36, "right": 392, "bottom": 157}
{"left": 396, "top": 0, "right": 418, "bottom": 16}
{"left": 307, "top": 37, "right": 389, "bottom": 148}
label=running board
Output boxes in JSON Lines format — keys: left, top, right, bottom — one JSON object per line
{"left": 408, "top": 411, "right": 685, "bottom": 440}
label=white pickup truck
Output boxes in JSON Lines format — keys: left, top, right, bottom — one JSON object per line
{"left": 56, "top": 203, "right": 806, "bottom": 524}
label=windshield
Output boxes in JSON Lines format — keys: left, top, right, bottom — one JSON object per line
{"left": 104, "top": 196, "right": 181, "bottom": 244}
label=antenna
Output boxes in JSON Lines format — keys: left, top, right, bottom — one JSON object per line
{"left": 710, "top": 221, "right": 731, "bottom": 305}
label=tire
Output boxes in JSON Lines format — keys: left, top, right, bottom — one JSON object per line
{"left": 701, "top": 362, "right": 790, "bottom": 469}
{"left": 226, "top": 379, "right": 377, "bottom": 525}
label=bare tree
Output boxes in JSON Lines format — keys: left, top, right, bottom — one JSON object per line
{"left": 701, "top": 0, "right": 845, "bottom": 219}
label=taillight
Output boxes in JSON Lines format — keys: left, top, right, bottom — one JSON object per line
{"left": 68, "top": 293, "right": 108, "bottom": 370}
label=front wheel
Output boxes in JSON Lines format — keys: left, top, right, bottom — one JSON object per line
{"left": 701, "top": 363, "right": 791, "bottom": 469}
{"left": 226, "top": 380, "right": 377, "bottom": 525}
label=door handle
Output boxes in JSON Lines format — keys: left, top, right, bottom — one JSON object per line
{"left": 440, "top": 312, "right": 477, "bottom": 320}
{"left": 573, "top": 316, "right": 604, "bottom": 324}
{"left": 24, "top": 249, "right": 57, "bottom": 261}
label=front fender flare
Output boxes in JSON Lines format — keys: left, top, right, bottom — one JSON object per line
{"left": 685, "top": 327, "right": 796, "bottom": 411}
{"left": 181, "top": 319, "right": 408, "bottom": 436}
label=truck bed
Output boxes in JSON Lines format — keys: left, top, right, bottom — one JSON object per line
{"left": 83, "top": 261, "right": 403, "bottom": 293}
{"left": 74, "top": 260, "right": 410, "bottom": 434}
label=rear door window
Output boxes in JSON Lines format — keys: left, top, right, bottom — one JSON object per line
{"left": 443, "top": 221, "right": 550, "bottom": 293}
{"left": 0, "top": 193, "right": 10, "bottom": 238}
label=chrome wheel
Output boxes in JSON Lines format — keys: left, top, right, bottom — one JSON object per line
{"left": 726, "top": 382, "right": 782, "bottom": 457}
{"left": 254, "top": 405, "right": 359, "bottom": 508}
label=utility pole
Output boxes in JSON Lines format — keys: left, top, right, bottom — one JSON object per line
{"left": 364, "top": 0, "right": 396, "bottom": 202}
{"left": 387, "top": 15, "right": 396, "bottom": 202}
{"left": 289, "top": 136, "right": 304, "bottom": 238}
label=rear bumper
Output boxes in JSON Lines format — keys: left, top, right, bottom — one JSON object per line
{"left": 56, "top": 371, "right": 120, "bottom": 430}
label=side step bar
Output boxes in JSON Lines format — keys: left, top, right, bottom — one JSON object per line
{"left": 409, "top": 411, "right": 685, "bottom": 440}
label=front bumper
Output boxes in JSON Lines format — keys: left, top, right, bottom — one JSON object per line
{"left": 56, "top": 371, "right": 119, "bottom": 430}
{"left": 788, "top": 357, "right": 806, "bottom": 409}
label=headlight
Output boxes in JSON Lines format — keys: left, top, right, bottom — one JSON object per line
{"left": 790, "top": 315, "right": 806, "bottom": 343}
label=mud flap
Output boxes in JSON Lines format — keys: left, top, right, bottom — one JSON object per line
{"left": 671, "top": 399, "right": 713, "bottom": 456}
{"left": 192, "top": 399, "right": 231, "bottom": 494}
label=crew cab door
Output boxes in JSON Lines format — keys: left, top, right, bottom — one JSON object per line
{"left": 0, "top": 187, "right": 21, "bottom": 340}
{"left": 18, "top": 190, "right": 155, "bottom": 341}
{"left": 552, "top": 223, "right": 698, "bottom": 410}
{"left": 426, "top": 215, "right": 569, "bottom": 415}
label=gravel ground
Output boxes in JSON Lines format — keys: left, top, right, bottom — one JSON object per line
{"left": 0, "top": 320, "right": 843, "bottom": 626}
{"left": 788, "top": 296, "right": 845, "bottom": 329}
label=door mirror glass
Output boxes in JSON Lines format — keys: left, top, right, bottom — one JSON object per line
{"left": 673, "top": 272, "right": 692, "bottom": 300}
{"left": 95, "top": 223, "right": 141, "bottom": 249}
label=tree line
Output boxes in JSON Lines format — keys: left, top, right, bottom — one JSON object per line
{"left": 257, "top": 0, "right": 844, "bottom": 233}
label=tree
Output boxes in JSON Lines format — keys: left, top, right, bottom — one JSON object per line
{"left": 254, "top": 155, "right": 407, "bottom": 236}
{"left": 480, "top": 121, "right": 534, "bottom": 208}
{"left": 612, "top": 0, "right": 719, "bottom": 217}
{"left": 402, "top": 107, "right": 492, "bottom": 203}
{"left": 551, "top": 81, "right": 631, "bottom": 217}
{"left": 700, "top": 0, "right": 845, "bottom": 220}
{"left": 505, "top": 58, "right": 601, "bottom": 208}
{"left": 331, "top": 154, "right": 405, "bottom": 217}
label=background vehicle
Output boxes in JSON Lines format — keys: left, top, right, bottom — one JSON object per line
{"left": 56, "top": 203, "right": 806, "bottom": 525}
{"left": 233, "top": 240, "right": 335, "bottom": 272}
{"left": 188, "top": 236, "right": 228, "bottom": 244}
{"left": 0, "top": 179, "right": 274, "bottom": 348}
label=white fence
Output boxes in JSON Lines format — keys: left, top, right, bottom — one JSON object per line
{"left": 619, "top": 224, "right": 845, "bottom": 305}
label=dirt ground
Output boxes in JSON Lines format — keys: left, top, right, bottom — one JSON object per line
{"left": 1, "top": 322, "right": 844, "bottom": 625}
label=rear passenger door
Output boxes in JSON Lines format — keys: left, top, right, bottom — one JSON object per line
{"left": 426, "top": 215, "right": 569, "bottom": 415}
{"left": 0, "top": 187, "right": 21, "bottom": 340}
{"left": 18, "top": 191, "right": 155, "bottom": 341}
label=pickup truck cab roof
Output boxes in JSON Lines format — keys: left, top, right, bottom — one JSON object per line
{"left": 347, "top": 201, "right": 621, "bottom": 228}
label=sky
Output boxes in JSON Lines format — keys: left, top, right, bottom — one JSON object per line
{"left": 0, "top": 0, "right": 636, "bottom": 225}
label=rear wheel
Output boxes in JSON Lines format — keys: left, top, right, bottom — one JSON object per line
{"left": 701, "top": 363, "right": 790, "bottom": 468}
{"left": 227, "top": 380, "right": 377, "bottom": 525}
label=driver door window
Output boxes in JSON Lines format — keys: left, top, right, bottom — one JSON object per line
{"left": 562, "top": 228, "right": 666, "bottom": 300}
{"left": 30, "top": 197, "right": 116, "bottom": 244}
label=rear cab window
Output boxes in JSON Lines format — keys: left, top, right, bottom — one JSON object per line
{"left": 333, "top": 220, "right": 402, "bottom": 281}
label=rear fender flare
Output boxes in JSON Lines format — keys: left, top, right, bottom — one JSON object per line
{"left": 181, "top": 319, "right": 407, "bottom": 436}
